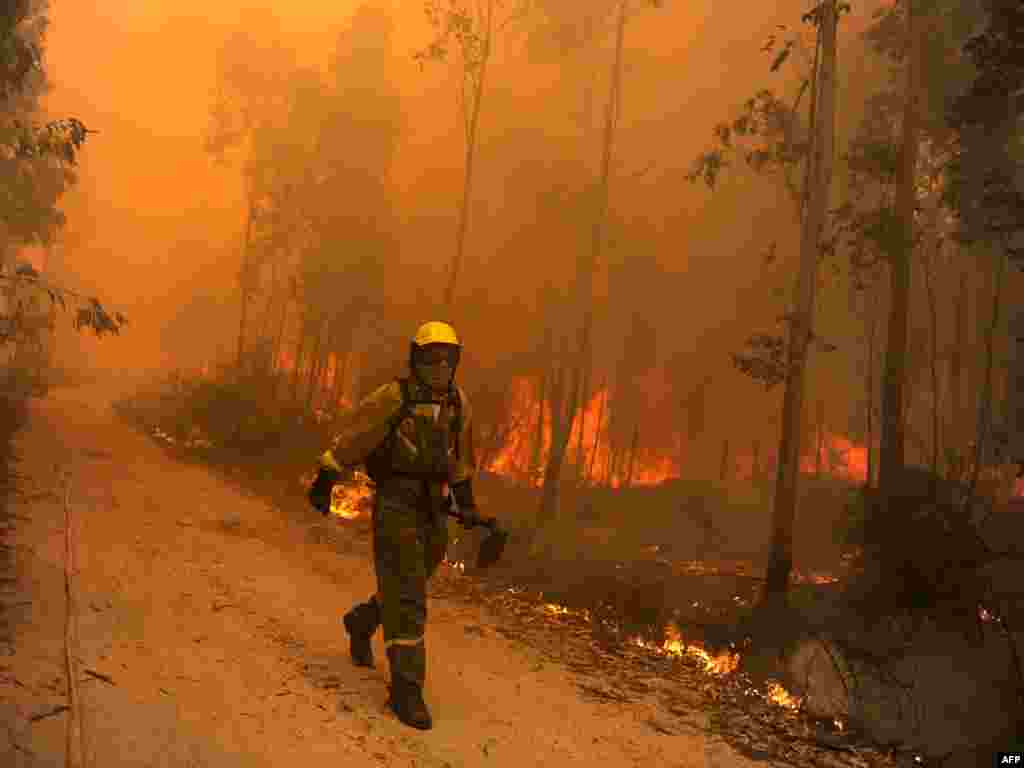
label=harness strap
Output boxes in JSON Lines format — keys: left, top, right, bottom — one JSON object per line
{"left": 367, "top": 377, "right": 462, "bottom": 481}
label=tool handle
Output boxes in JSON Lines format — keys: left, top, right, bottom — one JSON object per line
{"left": 445, "top": 502, "right": 495, "bottom": 530}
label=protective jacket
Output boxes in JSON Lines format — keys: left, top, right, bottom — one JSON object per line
{"left": 317, "top": 376, "right": 478, "bottom": 687}
{"left": 318, "top": 377, "right": 476, "bottom": 491}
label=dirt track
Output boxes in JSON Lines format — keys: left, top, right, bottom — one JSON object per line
{"left": 0, "top": 380, "right": 761, "bottom": 767}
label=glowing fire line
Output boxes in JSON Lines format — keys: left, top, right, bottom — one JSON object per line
{"left": 485, "top": 376, "right": 869, "bottom": 487}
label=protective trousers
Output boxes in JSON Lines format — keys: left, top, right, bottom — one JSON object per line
{"left": 372, "top": 478, "right": 448, "bottom": 686}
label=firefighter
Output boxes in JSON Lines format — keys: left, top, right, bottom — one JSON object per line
{"left": 307, "top": 320, "right": 484, "bottom": 730}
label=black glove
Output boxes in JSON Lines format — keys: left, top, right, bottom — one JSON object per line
{"left": 309, "top": 467, "right": 341, "bottom": 515}
{"left": 457, "top": 505, "right": 486, "bottom": 529}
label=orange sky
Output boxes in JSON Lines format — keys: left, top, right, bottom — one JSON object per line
{"left": 39, "top": 0, "right": 729, "bottom": 373}
{"left": 37, "top": 0, "right": 889, "bottom": 440}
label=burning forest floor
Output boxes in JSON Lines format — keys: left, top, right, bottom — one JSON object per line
{"left": 97, "top": 375, "right": 978, "bottom": 767}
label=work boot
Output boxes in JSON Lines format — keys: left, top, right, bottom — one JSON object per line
{"left": 388, "top": 676, "right": 432, "bottom": 730}
{"left": 342, "top": 598, "right": 380, "bottom": 668}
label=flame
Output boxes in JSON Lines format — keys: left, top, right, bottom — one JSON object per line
{"left": 543, "top": 602, "right": 573, "bottom": 616}
{"left": 329, "top": 470, "right": 374, "bottom": 520}
{"left": 484, "top": 375, "right": 869, "bottom": 488}
{"left": 484, "top": 375, "right": 680, "bottom": 487}
{"left": 766, "top": 681, "right": 802, "bottom": 710}
{"left": 809, "top": 433, "right": 869, "bottom": 484}
{"left": 629, "top": 623, "right": 740, "bottom": 675}
{"left": 628, "top": 623, "right": 805, "bottom": 712}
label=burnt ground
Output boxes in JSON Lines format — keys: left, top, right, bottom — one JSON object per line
{"left": 105, "top": 372, "right": 1024, "bottom": 765}
{"left": 104, "top": 377, "right": 946, "bottom": 767}
{"left": 5, "top": 378, "right": 793, "bottom": 768}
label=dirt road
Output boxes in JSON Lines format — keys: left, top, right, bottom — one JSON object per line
{"left": 0, "top": 380, "right": 759, "bottom": 767}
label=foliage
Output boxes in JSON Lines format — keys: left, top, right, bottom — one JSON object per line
{"left": 732, "top": 333, "right": 788, "bottom": 391}
{"left": 413, "top": 0, "right": 528, "bottom": 139}
{"left": 686, "top": 89, "right": 810, "bottom": 200}
{"left": 0, "top": 1, "right": 93, "bottom": 249}
{"left": 0, "top": 269, "right": 127, "bottom": 340}
{"left": 945, "top": 0, "right": 1024, "bottom": 254}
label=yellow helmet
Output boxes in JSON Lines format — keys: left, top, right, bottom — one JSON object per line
{"left": 412, "top": 321, "right": 460, "bottom": 348}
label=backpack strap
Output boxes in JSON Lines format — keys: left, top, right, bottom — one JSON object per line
{"left": 450, "top": 385, "right": 463, "bottom": 462}
{"left": 367, "top": 377, "right": 463, "bottom": 480}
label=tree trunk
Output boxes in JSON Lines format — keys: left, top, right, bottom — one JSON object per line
{"left": 685, "top": 377, "right": 709, "bottom": 477}
{"left": 580, "top": 0, "right": 627, "bottom": 384}
{"left": 236, "top": 199, "right": 256, "bottom": 374}
{"left": 625, "top": 423, "right": 640, "bottom": 489}
{"left": 259, "top": 254, "right": 281, "bottom": 369}
{"left": 306, "top": 318, "right": 326, "bottom": 414}
{"left": 334, "top": 348, "right": 350, "bottom": 408}
{"left": 604, "top": 434, "right": 615, "bottom": 487}
{"left": 332, "top": 321, "right": 356, "bottom": 409}
{"left": 875, "top": 0, "right": 921, "bottom": 570}
{"left": 273, "top": 294, "right": 290, "bottom": 373}
{"left": 964, "top": 246, "right": 1009, "bottom": 521}
{"left": 533, "top": 333, "right": 581, "bottom": 557}
{"left": 949, "top": 269, "right": 967, "bottom": 475}
{"left": 309, "top": 318, "right": 331, "bottom": 414}
{"left": 763, "top": 0, "right": 838, "bottom": 605}
{"left": 533, "top": 0, "right": 629, "bottom": 539}
{"left": 575, "top": 358, "right": 591, "bottom": 486}
{"left": 291, "top": 310, "right": 309, "bottom": 405}
{"left": 530, "top": 368, "right": 548, "bottom": 485}
{"left": 444, "top": 0, "right": 494, "bottom": 307}
{"left": 587, "top": 376, "right": 608, "bottom": 485}
{"left": 922, "top": 217, "right": 943, "bottom": 495}
{"left": 815, "top": 398, "right": 825, "bottom": 477}
{"left": 865, "top": 287, "right": 878, "bottom": 488}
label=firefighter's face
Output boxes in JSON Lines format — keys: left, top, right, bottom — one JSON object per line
{"left": 414, "top": 344, "right": 458, "bottom": 393}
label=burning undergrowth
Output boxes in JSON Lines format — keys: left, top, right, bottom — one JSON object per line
{"left": 430, "top": 564, "right": 908, "bottom": 768}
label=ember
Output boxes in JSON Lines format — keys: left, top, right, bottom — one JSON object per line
{"left": 766, "top": 681, "right": 802, "bottom": 710}
{"left": 543, "top": 602, "right": 572, "bottom": 616}
{"left": 978, "top": 605, "right": 1001, "bottom": 623}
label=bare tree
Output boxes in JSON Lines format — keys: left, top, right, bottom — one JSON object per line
{"left": 415, "top": 0, "right": 530, "bottom": 307}
{"left": 964, "top": 245, "right": 1010, "bottom": 519}
{"left": 763, "top": 0, "right": 840, "bottom": 604}
{"left": 921, "top": 198, "right": 944, "bottom": 489}
{"left": 875, "top": 0, "right": 922, "bottom": 556}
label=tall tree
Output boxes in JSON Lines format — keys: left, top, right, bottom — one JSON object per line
{"left": 686, "top": 3, "right": 850, "bottom": 602}
{"left": 528, "top": 0, "right": 662, "bottom": 545}
{"left": 875, "top": 0, "right": 922, "bottom": 563}
{"left": 762, "top": 0, "right": 840, "bottom": 604}
{"left": 206, "top": 13, "right": 301, "bottom": 376}
{"left": 0, "top": 0, "right": 90, "bottom": 263}
{"left": 0, "top": 1, "right": 124, "bottom": 351}
{"left": 415, "top": 0, "right": 530, "bottom": 307}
